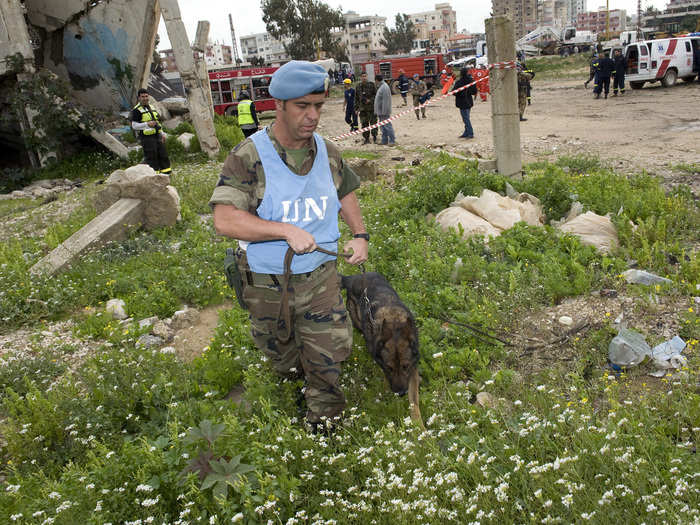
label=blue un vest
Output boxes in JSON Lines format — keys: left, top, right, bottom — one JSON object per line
{"left": 246, "top": 129, "right": 340, "bottom": 274}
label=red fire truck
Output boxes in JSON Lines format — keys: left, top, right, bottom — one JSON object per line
{"left": 208, "top": 66, "right": 279, "bottom": 116}
{"left": 358, "top": 54, "right": 449, "bottom": 89}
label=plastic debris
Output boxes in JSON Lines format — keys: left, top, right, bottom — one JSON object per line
{"left": 648, "top": 336, "right": 687, "bottom": 376}
{"left": 558, "top": 315, "right": 573, "bottom": 326}
{"left": 622, "top": 269, "right": 672, "bottom": 286}
{"left": 608, "top": 327, "right": 650, "bottom": 367}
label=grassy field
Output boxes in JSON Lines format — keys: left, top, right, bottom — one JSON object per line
{"left": 0, "top": 146, "right": 698, "bottom": 522}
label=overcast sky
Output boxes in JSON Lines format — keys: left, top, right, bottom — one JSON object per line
{"left": 158, "top": 0, "right": 670, "bottom": 52}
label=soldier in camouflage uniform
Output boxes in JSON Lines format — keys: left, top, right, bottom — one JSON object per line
{"left": 354, "top": 72, "right": 378, "bottom": 144}
{"left": 210, "top": 61, "right": 369, "bottom": 432}
{"left": 517, "top": 65, "right": 534, "bottom": 122}
{"left": 410, "top": 74, "right": 428, "bottom": 119}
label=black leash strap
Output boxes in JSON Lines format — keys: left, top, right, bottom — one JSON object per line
{"left": 276, "top": 246, "right": 352, "bottom": 344}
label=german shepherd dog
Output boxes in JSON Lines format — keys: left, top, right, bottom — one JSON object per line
{"left": 341, "top": 272, "right": 425, "bottom": 429}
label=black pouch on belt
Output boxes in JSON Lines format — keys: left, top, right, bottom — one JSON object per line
{"left": 224, "top": 248, "right": 248, "bottom": 310}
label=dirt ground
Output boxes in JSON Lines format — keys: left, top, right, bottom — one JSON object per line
{"left": 314, "top": 78, "right": 700, "bottom": 191}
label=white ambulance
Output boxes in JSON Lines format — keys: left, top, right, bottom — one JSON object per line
{"left": 624, "top": 36, "right": 700, "bottom": 89}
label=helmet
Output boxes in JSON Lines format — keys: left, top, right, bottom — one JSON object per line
{"left": 343, "top": 78, "right": 352, "bottom": 84}
{"left": 238, "top": 90, "right": 250, "bottom": 100}
{"left": 441, "top": 69, "right": 446, "bottom": 74}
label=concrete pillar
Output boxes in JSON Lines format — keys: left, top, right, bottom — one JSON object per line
{"left": 160, "top": 0, "right": 220, "bottom": 158}
{"left": 194, "top": 20, "right": 215, "bottom": 121}
{"left": 486, "top": 17, "right": 522, "bottom": 178}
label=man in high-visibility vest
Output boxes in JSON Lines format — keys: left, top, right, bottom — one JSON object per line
{"left": 237, "top": 90, "right": 259, "bottom": 138}
{"left": 130, "top": 88, "right": 171, "bottom": 174}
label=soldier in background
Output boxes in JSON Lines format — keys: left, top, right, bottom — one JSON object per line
{"left": 354, "top": 72, "right": 378, "bottom": 144}
{"left": 410, "top": 73, "right": 428, "bottom": 120}
{"left": 517, "top": 64, "right": 533, "bottom": 122}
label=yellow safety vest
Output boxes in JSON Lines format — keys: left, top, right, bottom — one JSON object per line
{"left": 133, "top": 104, "right": 160, "bottom": 136}
{"left": 237, "top": 99, "right": 254, "bottom": 126}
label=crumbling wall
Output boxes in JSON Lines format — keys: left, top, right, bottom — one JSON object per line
{"left": 27, "top": 0, "right": 159, "bottom": 111}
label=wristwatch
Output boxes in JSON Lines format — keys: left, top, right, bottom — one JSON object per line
{"left": 353, "top": 233, "right": 370, "bottom": 241}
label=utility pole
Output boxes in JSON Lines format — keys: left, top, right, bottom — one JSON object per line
{"left": 606, "top": 0, "right": 610, "bottom": 40}
{"left": 229, "top": 14, "right": 241, "bottom": 64}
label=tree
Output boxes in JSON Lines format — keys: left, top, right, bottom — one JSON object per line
{"left": 261, "top": 0, "right": 347, "bottom": 61}
{"left": 381, "top": 14, "right": 417, "bottom": 55}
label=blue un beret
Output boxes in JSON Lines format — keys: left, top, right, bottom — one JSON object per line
{"left": 269, "top": 60, "right": 328, "bottom": 100}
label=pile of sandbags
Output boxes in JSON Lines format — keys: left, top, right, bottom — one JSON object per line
{"left": 436, "top": 187, "right": 544, "bottom": 240}
{"left": 435, "top": 185, "right": 619, "bottom": 254}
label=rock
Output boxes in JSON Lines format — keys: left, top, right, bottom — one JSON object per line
{"left": 137, "top": 334, "right": 164, "bottom": 348}
{"left": 476, "top": 391, "right": 497, "bottom": 409}
{"left": 163, "top": 116, "right": 184, "bottom": 130}
{"left": 11, "top": 190, "right": 28, "bottom": 198}
{"left": 558, "top": 315, "right": 573, "bottom": 326}
{"left": 152, "top": 320, "right": 173, "bottom": 342}
{"left": 138, "top": 316, "right": 159, "bottom": 329}
{"left": 346, "top": 158, "right": 377, "bottom": 181}
{"left": 95, "top": 165, "right": 181, "bottom": 229}
{"left": 177, "top": 132, "right": 196, "bottom": 150}
{"left": 171, "top": 307, "right": 200, "bottom": 330}
{"left": 105, "top": 299, "right": 127, "bottom": 320}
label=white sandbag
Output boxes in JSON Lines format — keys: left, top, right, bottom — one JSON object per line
{"left": 436, "top": 206, "right": 501, "bottom": 239}
{"left": 454, "top": 189, "right": 544, "bottom": 229}
{"left": 557, "top": 211, "right": 618, "bottom": 253}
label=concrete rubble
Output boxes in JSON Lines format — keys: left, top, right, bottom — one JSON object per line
{"left": 30, "top": 164, "right": 181, "bottom": 276}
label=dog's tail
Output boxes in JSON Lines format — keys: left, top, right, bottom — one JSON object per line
{"left": 408, "top": 369, "right": 426, "bottom": 431}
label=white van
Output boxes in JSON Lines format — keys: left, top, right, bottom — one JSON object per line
{"left": 625, "top": 36, "right": 700, "bottom": 89}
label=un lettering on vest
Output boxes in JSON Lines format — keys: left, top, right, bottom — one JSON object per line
{"left": 281, "top": 196, "right": 329, "bottom": 223}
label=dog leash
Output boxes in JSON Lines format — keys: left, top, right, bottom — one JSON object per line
{"left": 277, "top": 246, "right": 353, "bottom": 344}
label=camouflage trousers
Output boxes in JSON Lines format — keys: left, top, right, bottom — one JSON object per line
{"left": 358, "top": 109, "right": 378, "bottom": 140}
{"left": 518, "top": 89, "right": 527, "bottom": 117}
{"left": 237, "top": 250, "right": 352, "bottom": 423}
{"left": 412, "top": 95, "right": 426, "bottom": 118}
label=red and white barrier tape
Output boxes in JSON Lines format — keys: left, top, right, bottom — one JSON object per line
{"left": 331, "top": 60, "right": 518, "bottom": 141}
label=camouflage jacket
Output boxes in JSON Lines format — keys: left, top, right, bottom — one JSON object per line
{"left": 209, "top": 126, "right": 360, "bottom": 214}
{"left": 410, "top": 79, "right": 427, "bottom": 97}
{"left": 355, "top": 81, "right": 377, "bottom": 111}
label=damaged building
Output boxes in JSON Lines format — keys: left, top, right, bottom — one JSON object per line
{"left": 1, "top": 0, "right": 218, "bottom": 170}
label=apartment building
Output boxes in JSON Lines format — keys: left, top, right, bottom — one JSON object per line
{"left": 576, "top": 7, "right": 627, "bottom": 34}
{"left": 408, "top": 2, "right": 457, "bottom": 52}
{"left": 204, "top": 43, "right": 232, "bottom": 68}
{"left": 491, "top": 0, "right": 539, "bottom": 38}
{"left": 158, "top": 48, "right": 177, "bottom": 73}
{"left": 239, "top": 32, "right": 291, "bottom": 64}
{"left": 341, "top": 11, "right": 387, "bottom": 63}
{"left": 643, "top": 0, "right": 700, "bottom": 33}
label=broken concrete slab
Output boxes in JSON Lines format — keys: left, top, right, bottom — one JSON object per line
{"left": 0, "top": 0, "right": 35, "bottom": 75}
{"left": 30, "top": 198, "right": 145, "bottom": 276}
{"left": 161, "top": 97, "right": 189, "bottom": 115}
